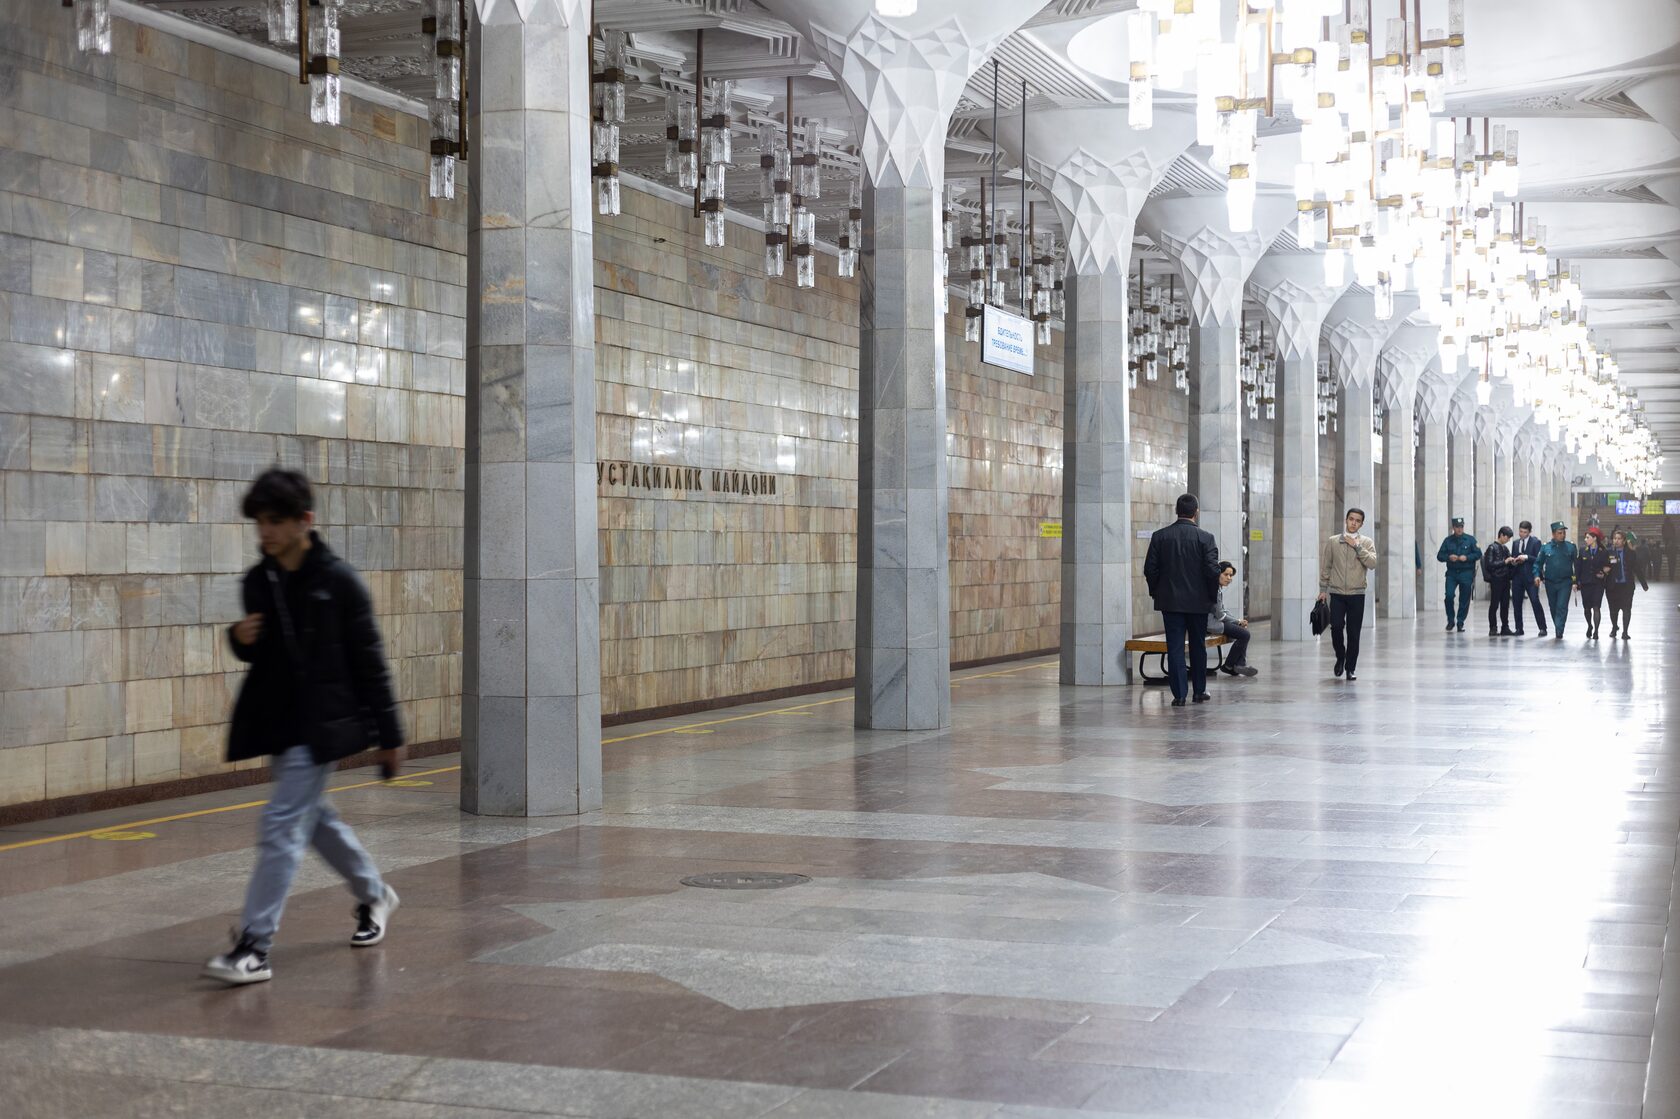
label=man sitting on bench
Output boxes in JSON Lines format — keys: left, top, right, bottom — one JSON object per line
{"left": 1208, "top": 562, "right": 1257, "bottom": 677}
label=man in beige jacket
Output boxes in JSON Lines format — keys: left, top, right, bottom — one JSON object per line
{"left": 1317, "top": 507, "right": 1380, "bottom": 680}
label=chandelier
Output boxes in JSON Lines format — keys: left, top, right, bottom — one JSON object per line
{"left": 1127, "top": 1, "right": 1470, "bottom": 304}
{"left": 1316, "top": 353, "right": 1339, "bottom": 434}
{"left": 426, "top": 0, "right": 470, "bottom": 200}
{"left": 1240, "top": 320, "right": 1277, "bottom": 420}
{"left": 591, "top": 29, "right": 628, "bottom": 215}
{"left": 1128, "top": 267, "right": 1191, "bottom": 393}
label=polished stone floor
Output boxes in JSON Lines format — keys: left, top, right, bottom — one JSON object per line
{"left": 2, "top": 586, "right": 1677, "bottom": 1119}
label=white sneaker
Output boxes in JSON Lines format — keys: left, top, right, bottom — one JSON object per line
{"left": 351, "top": 885, "right": 399, "bottom": 947}
{"left": 202, "top": 933, "right": 272, "bottom": 985}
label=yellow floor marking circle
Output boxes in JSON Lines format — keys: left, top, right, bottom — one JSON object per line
{"left": 89, "top": 830, "right": 156, "bottom": 841}
{"left": 385, "top": 779, "right": 434, "bottom": 787}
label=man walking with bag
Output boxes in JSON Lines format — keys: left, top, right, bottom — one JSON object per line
{"left": 203, "top": 469, "right": 403, "bottom": 985}
{"left": 1318, "top": 507, "right": 1379, "bottom": 681}
{"left": 1143, "top": 494, "right": 1221, "bottom": 707}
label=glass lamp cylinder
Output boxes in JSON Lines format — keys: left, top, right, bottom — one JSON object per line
{"left": 266, "top": 0, "right": 298, "bottom": 45}
{"left": 77, "top": 0, "right": 112, "bottom": 56}
{"left": 309, "top": 4, "right": 343, "bottom": 126}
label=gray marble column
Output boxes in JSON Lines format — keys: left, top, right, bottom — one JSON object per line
{"left": 1416, "top": 373, "right": 1452, "bottom": 613}
{"left": 1138, "top": 196, "right": 1291, "bottom": 623}
{"left": 463, "top": 0, "right": 601, "bottom": 816}
{"left": 766, "top": 0, "right": 1050, "bottom": 726}
{"left": 1513, "top": 424, "right": 1540, "bottom": 526}
{"left": 1248, "top": 257, "right": 1349, "bottom": 639}
{"left": 1374, "top": 325, "right": 1435, "bottom": 620}
{"left": 854, "top": 181, "right": 951, "bottom": 728}
{"left": 1449, "top": 389, "right": 1477, "bottom": 528}
{"left": 1003, "top": 109, "right": 1195, "bottom": 683}
{"left": 1323, "top": 292, "right": 1413, "bottom": 532}
{"left": 1474, "top": 410, "right": 1497, "bottom": 543}
{"left": 1491, "top": 390, "right": 1530, "bottom": 536}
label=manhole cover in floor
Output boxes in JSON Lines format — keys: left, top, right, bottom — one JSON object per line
{"left": 680, "top": 871, "right": 812, "bottom": 890}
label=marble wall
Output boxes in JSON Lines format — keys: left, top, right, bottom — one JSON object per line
{"left": 0, "top": 4, "right": 1292, "bottom": 810}
{"left": 0, "top": 2, "right": 466, "bottom": 807}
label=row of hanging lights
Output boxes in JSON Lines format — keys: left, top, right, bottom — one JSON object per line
{"left": 1128, "top": 266, "right": 1192, "bottom": 393}
{"left": 1316, "top": 353, "right": 1340, "bottom": 434}
{"left": 1240, "top": 321, "right": 1278, "bottom": 420}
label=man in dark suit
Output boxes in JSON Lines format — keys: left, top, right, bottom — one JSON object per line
{"left": 1506, "top": 519, "right": 1547, "bottom": 636}
{"left": 1144, "top": 493, "right": 1221, "bottom": 707}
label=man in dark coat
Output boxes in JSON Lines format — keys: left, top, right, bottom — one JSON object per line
{"left": 1143, "top": 493, "right": 1221, "bottom": 706}
{"left": 203, "top": 469, "right": 403, "bottom": 985}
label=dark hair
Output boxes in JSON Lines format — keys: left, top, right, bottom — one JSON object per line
{"left": 241, "top": 468, "right": 313, "bottom": 521}
{"left": 1175, "top": 493, "right": 1199, "bottom": 518}
{"left": 1217, "top": 561, "right": 1236, "bottom": 575}
{"left": 1519, "top": 520, "right": 1532, "bottom": 531}
{"left": 1498, "top": 526, "right": 1513, "bottom": 539}
{"left": 1345, "top": 507, "right": 1366, "bottom": 522}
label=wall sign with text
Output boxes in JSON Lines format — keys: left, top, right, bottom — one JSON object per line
{"left": 596, "top": 461, "right": 783, "bottom": 498}
{"left": 981, "top": 305, "right": 1034, "bottom": 376}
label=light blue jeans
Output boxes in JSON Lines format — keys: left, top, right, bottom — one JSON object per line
{"left": 240, "top": 745, "right": 384, "bottom": 953}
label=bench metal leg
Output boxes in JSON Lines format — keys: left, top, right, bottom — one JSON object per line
{"left": 1137, "top": 645, "right": 1225, "bottom": 685}
{"left": 1138, "top": 652, "right": 1169, "bottom": 684}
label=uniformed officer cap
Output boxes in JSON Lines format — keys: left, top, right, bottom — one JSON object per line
{"left": 1450, "top": 515, "right": 1464, "bottom": 526}
{"left": 1549, "top": 521, "right": 1567, "bottom": 532}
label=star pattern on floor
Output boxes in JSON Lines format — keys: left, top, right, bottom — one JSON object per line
{"left": 973, "top": 754, "right": 1454, "bottom": 807}
{"left": 475, "top": 871, "right": 1379, "bottom": 1010}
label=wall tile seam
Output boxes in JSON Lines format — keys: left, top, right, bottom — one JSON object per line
{"left": 5, "top": 45, "right": 436, "bottom": 185}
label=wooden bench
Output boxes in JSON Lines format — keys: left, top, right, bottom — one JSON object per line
{"left": 1123, "top": 634, "right": 1228, "bottom": 684}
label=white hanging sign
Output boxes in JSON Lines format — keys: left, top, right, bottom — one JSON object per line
{"left": 981, "top": 305, "right": 1034, "bottom": 376}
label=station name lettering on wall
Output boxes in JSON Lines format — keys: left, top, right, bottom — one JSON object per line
{"left": 597, "top": 462, "right": 781, "bottom": 497}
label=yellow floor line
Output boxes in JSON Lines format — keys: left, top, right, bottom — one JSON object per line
{"left": 0, "top": 658, "right": 1061, "bottom": 855}
{"left": 0, "top": 766, "right": 465, "bottom": 854}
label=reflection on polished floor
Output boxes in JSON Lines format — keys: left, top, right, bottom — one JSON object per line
{"left": 1, "top": 591, "right": 1676, "bottom": 1119}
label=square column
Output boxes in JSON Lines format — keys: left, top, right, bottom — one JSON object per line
{"left": 1060, "top": 268, "right": 1134, "bottom": 684}
{"left": 1450, "top": 410, "right": 1476, "bottom": 525}
{"left": 1188, "top": 323, "right": 1244, "bottom": 614}
{"left": 1340, "top": 384, "right": 1375, "bottom": 520}
{"left": 1380, "top": 397, "right": 1416, "bottom": 618}
{"left": 854, "top": 182, "right": 950, "bottom": 729}
{"left": 1495, "top": 448, "right": 1515, "bottom": 533}
{"left": 462, "top": 0, "right": 601, "bottom": 816}
{"left": 1474, "top": 419, "right": 1497, "bottom": 543}
{"left": 1140, "top": 197, "right": 1293, "bottom": 622}
{"left": 1417, "top": 390, "right": 1451, "bottom": 611}
{"left": 1249, "top": 258, "right": 1349, "bottom": 640}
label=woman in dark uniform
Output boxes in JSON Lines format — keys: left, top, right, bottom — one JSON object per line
{"left": 1604, "top": 528, "right": 1649, "bottom": 639}
{"left": 1575, "top": 528, "right": 1609, "bottom": 640}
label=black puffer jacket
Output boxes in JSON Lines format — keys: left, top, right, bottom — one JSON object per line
{"left": 227, "top": 534, "right": 403, "bottom": 765}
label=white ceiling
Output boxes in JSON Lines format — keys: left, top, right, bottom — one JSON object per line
{"left": 142, "top": 0, "right": 1680, "bottom": 481}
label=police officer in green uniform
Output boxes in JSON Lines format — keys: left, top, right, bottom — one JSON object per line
{"left": 1534, "top": 520, "right": 1578, "bottom": 640}
{"left": 1436, "top": 515, "right": 1480, "bottom": 633}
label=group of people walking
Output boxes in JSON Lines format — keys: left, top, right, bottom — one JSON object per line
{"left": 1439, "top": 518, "right": 1652, "bottom": 641}
{"left": 1142, "top": 490, "right": 1660, "bottom": 707}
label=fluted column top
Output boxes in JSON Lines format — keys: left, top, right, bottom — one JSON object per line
{"left": 1137, "top": 195, "right": 1294, "bottom": 327}
{"left": 1247, "top": 254, "right": 1350, "bottom": 360}
{"left": 1323, "top": 291, "right": 1419, "bottom": 389}
{"left": 1376, "top": 323, "right": 1441, "bottom": 408}
{"left": 1416, "top": 363, "right": 1458, "bottom": 425}
{"left": 759, "top": 0, "right": 1051, "bottom": 189}
{"left": 996, "top": 107, "right": 1196, "bottom": 276}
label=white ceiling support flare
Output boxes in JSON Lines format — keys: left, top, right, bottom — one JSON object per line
{"left": 758, "top": 0, "right": 1052, "bottom": 190}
